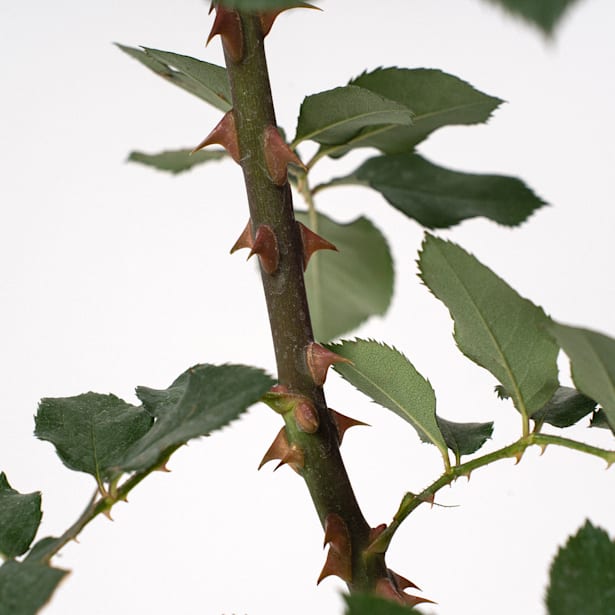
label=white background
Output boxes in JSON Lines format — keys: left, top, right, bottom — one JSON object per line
{"left": 1, "top": 1, "right": 614, "bottom": 614}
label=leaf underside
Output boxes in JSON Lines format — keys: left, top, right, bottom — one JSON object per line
{"left": 435, "top": 417, "right": 494, "bottom": 461}
{"left": 483, "top": 0, "right": 581, "bottom": 35}
{"left": 531, "top": 385, "right": 597, "bottom": 428}
{"left": 128, "top": 149, "right": 226, "bottom": 174}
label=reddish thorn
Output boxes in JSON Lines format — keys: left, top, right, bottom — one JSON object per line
{"left": 263, "top": 125, "right": 306, "bottom": 186}
{"left": 155, "top": 462, "right": 171, "bottom": 473}
{"left": 330, "top": 409, "right": 368, "bottom": 444}
{"left": 323, "top": 513, "right": 351, "bottom": 553}
{"left": 260, "top": 3, "right": 322, "bottom": 37}
{"left": 306, "top": 342, "right": 353, "bottom": 386}
{"left": 297, "top": 222, "right": 338, "bottom": 270}
{"left": 274, "top": 444, "right": 304, "bottom": 473}
{"left": 375, "top": 578, "right": 403, "bottom": 602}
{"left": 294, "top": 399, "right": 319, "bottom": 434}
{"left": 192, "top": 111, "right": 240, "bottom": 163}
{"left": 248, "top": 224, "right": 279, "bottom": 274}
{"left": 258, "top": 427, "right": 290, "bottom": 470}
{"left": 368, "top": 523, "right": 387, "bottom": 544}
{"left": 389, "top": 569, "right": 421, "bottom": 592}
{"left": 207, "top": 7, "right": 244, "bottom": 63}
{"left": 402, "top": 594, "right": 436, "bottom": 608}
{"left": 230, "top": 220, "right": 253, "bottom": 254}
{"left": 318, "top": 514, "right": 352, "bottom": 584}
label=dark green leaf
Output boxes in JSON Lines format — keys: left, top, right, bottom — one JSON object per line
{"left": 418, "top": 234, "right": 559, "bottom": 420}
{"left": 483, "top": 0, "right": 581, "bottom": 35}
{"left": 128, "top": 149, "right": 226, "bottom": 174}
{"left": 35, "top": 393, "right": 153, "bottom": 483}
{"left": 549, "top": 323, "right": 615, "bottom": 431}
{"left": 117, "top": 364, "right": 274, "bottom": 472}
{"left": 341, "top": 152, "right": 545, "bottom": 229}
{"left": 435, "top": 417, "right": 493, "bottom": 462}
{"left": 24, "top": 537, "right": 61, "bottom": 564}
{"left": 219, "top": 0, "right": 319, "bottom": 8}
{"left": 295, "top": 212, "right": 393, "bottom": 342}
{"left": 532, "top": 386, "right": 597, "bottom": 428}
{"left": 327, "top": 339, "right": 448, "bottom": 458}
{"left": 294, "top": 85, "right": 413, "bottom": 147}
{"left": 0, "top": 474, "right": 42, "bottom": 559}
{"left": 117, "top": 45, "right": 231, "bottom": 112}
{"left": 591, "top": 409, "right": 615, "bottom": 435}
{"left": 546, "top": 521, "right": 615, "bottom": 614}
{"left": 0, "top": 561, "right": 67, "bottom": 615}
{"left": 345, "top": 592, "right": 420, "bottom": 615}
{"left": 494, "top": 385, "right": 510, "bottom": 400}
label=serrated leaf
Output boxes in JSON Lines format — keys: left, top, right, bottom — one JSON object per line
{"left": 483, "top": 0, "right": 581, "bottom": 35}
{"left": 344, "top": 593, "right": 419, "bottom": 615}
{"left": 128, "top": 149, "right": 226, "bottom": 174}
{"left": 591, "top": 409, "right": 615, "bottom": 435}
{"left": 549, "top": 323, "right": 615, "bottom": 432}
{"left": 295, "top": 212, "right": 393, "bottom": 342}
{"left": 338, "top": 152, "right": 545, "bottom": 229}
{"left": 117, "top": 45, "right": 231, "bottom": 112}
{"left": 0, "top": 474, "right": 42, "bottom": 559}
{"left": 294, "top": 85, "right": 413, "bottom": 147}
{"left": 327, "top": 339, "right": 448, "bottom": 457}
{"left": 0, "top": 561, "right": 67, "bottom": 615}
{"left": 117, "top": 364, "right": 274, "bottom": 472}
{"left": 435, "top": 417, "right": 493, "bottom": 462}
{"left": 532, "top": 386, "right": 597, "bottom": 428}
{"left": 35, "top": 394, "right": 153, "bottom": 484}
{"left": 546, "top": 521, "right": 615, "bottom": 614}
{"left": 418, "top": 234, "right": 559, "bottom": 421}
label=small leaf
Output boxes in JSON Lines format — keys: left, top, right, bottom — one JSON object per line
{"left": 435, "top": 417, "right": 493, "bottom": 461}
{"left": 0, "top": 560, "right": 67, "bottom": 615}
{"left": 35, "top": 394, "right": 153, "bottom": 484}
{"left": 549, "top": 323, "right": 615, "bottom": 432}
{"left": 531, "top": 386, "right": 597, "bottom": 428}
{"left": 344, "top": 592, "right": 419, "bottom": 615}
{"left": 342, "top": 152, "right": 545, "bottom": 229}
{"left": 418, "top": 234, "right": 559, "bottom": 421}
{"left": 24, "top": 537, "right": 61, "bottom": 564}
{"left": 591, "top": 409, "right": 615, "bottom": 435}
{"left": 327, "top": 339, "right": 448, "bottom": 456}
{"left": 219, "top": 0, "right": 317, "bottom": 8}
{"left": 546, "top": 521, "right": 615, "bottom": 614}
{"left": 117, "top": 45, "right": 231, "bottom": 112}
{"left": 117, "top": 364, "right": 274, "bottom": 472}
{"left": 294, "top": 85, "right": 413, "bottom": 147}
{"left": 128, "top": 149, "right": 226, "bottom": 174}
{"left": 0, "top": 474, "right": 42, "bottom": 559}
{"left": 295, "top": 212, "right": 393, "bottom": 342}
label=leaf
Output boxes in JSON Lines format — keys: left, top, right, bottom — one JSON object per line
{"left": 116, "top": 45, "right": 231, "bottom": 112}
{"left": 531, "top": 386, "right": 597, "bottom": 428}
{"left": 0, "top": 474, "right": 42, "bottom": 559}
{"left": 335, "top": 152, "right": 545, "bottom": 229}
{"left": 321, "top": 67, "right": 502, "bottom": 157}
{"left": 546, "top": 521, "right": 615, "bottom": 615}
{"left": 0, "top": 560, "right": 68, "bottom": 615}
{"left": 219, "top": 0, "right": 318, "bottom": 8}
{"left": 344, "top": 593, "right": 419, "bottom": 615}
{"left": 418, "top": 234, "right": 559, "bottom": 420}
{"left": 435, "top": 417, "right": 493, "bottom": 462}
{"left": 293, "top": 85, "right": 413, "bottom": 147}
{"left": 295, "top": 212, "right": 393, "bottom": 342}
{"left": 24, "top": 537, "right": 62, "bottom": 564}
{"left": 117, "top": 364, "right": 274, "bottom": 472}
{"left": 549, "top": 323, "right": 615, "bottom": 432}
{"left": 327, "top": 339, "right": 447, "bottom": 456}
{"left": 128, "top": 149, "right": 226, "bottom": 174}
{"left": 591, "top": 409, "right": 615, "bottom": 435}
{"left": 35, "top": 394, "right": 153, "bottom": 484}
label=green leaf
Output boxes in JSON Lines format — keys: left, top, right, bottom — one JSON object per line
{"left": 219, "top": 0, "right": 318, "bottom": 8}
{"left": 0, "top": 474, "right": 42, "bottom": 559}
{"left": 327, "top": 339, "right": 448, "bottom": 457}
{"left": 321, "top": 67, "right": 502, "bottom": 157}
{"left": 294, "top": 85, "right": 413, "bottom": 147}
{"left": 336, "top": 152, "right": 545, "bottom": 229}
{"left": 344, "top": 592, "right": 420, "bottom": 615}
{"left": 128, "top": 149, "right": 226, "bottom": 174}
{"left": 435, "top": 417, "right": 493, "bottom": 462}
{"left": 295, "top": 212, "right": 393, "bottom": 342}
{"left": 24, "top": 537, "right": 62, "bottom": 564}
{"left": 531, "top": 386, "right": 597, "bottom": 428}
{"left": 116, "top": 45, "right": 231, "bottom": 112}
{"left": 546, "top": 521, "right": 615, "bottom": 614}
{"left": 549, "top": 323, "right": 615, "bottom": 432}
{"left": 34, "top": 393, "right": 153, "bottom": 484}
{"left": 418, "top": 234, "right": 559, "bottom": 421}
{"left": 591, "top": 409, "right": 615, "bottom": 435}
{"left": 0, "top": 561, "right": 67, "bottom": 615}
{"left": 117, "top": 364, "right": 274, "bottom": 472}
{"left": 483, "top": 0, "right": 581, "bottom": 35}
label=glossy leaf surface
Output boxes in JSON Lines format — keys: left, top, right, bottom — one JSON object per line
{"left": 128, "top": 149, "right": 226, "bottom": 174}
{"left": 531, "top": 386, "right": 597, "bottom": 428}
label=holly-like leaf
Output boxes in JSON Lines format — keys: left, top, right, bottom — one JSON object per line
{"left": 117, "top": 45, "right": 231, "bottom": 112}
{"left": 549, "top": 323, "right": 615, "bottom": 432}
{"left": 546, "top": 521, "right": 615, "bottom": 614}
{"left": 0, "top": 474, "right": 42, "bottom": 559}
{"left": 117, "top": 364, "right": 274, "bottom": 472}
{"left": 128, "top": 149, "right": 226, "bottom": 174}
{"left": 295, "top": 212, "right": 393, "bottom": 342}
{"left": 344, "top": 592, "right": 419, "bottom": 615}
{"left": 531, "top": 386, "right": 597, "bottom": 428}
{"left": 35, "top": 394, "right": 153, "bottom": 484}
{"left": 0, "top": 561, "right": 67, "bottom": 615}
{"left": 419, "top": 234, "right": 559, "bottom": 421}
{"left": 435, "top": 417, "right": 493, "bottom": 463}
{"left": 330, "top": 152, "right": 545, "bottom": 229}
{"left": 327, "top": 339, "right": 448, "bottom": 457}
{"left": 293, "top": 85, "right": 413, "bottom": 147}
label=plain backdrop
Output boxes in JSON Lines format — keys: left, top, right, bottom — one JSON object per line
{"left": 1, "top": 1, "right": 614, "bottom": 614}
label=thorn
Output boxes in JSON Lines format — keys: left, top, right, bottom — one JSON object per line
{"left": 389, "top": 569, "right": 420, "bottom": 592}
{"left": 330, "top": 409, "right": 368, "bottom": 444}
{"left": 294, "top": 399, "right": 320, "bottom": 434}
{"left": 297, "top": 222, "right": 338, "bottom": 270}
{"left": 274, "top": 444, "right": 304, "bottom": 473}
{"left": 306, "top": 342, "right": 353, "bottom": 386}
{"left": 230, "top": 220, "right": 253, "bottom": 254}
{"left": 248, "top": 224, "right": 279, "bottom": 274}
{"left": 260, "top": 4, "right": 321, "bottom": 37}
{"left": 376, "top": 577, "right": 434, "bottom": 608}
{"left": 154, "top": 462, "right": 171, "bottom": 473}
{"left": 403, "top": 594, "right": 436, "bottom": 608}
{"left": 323, "top": 512, "right": 351, "bottom": 552}
{"left": 102, "top": 508, "right": 114, "bottom": 521}
{"left": 258, "top": 427, "right": 290, "bottom": 470}
{"left": 539, "top": 443, "right": 548, "bottom": 456}
{"left": 318, "top": 513, "right": 352, "bottom": 584}
{"left": 514, "top": 450, "right": 524, "bottom": 465}
{"left": 368, "top": 523, "right": 387, "bottom": 543}
{"left": 192, "top": 111, "right": 240, "bottom": 163}
{"left": 207, "top": 6, "right": 244, "bottom": 63}
{"left": 424, "top": 493, "right": 436, "bottom": 509}
{"left": 263, "top": 125, "right": 306, "bottom": 186}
